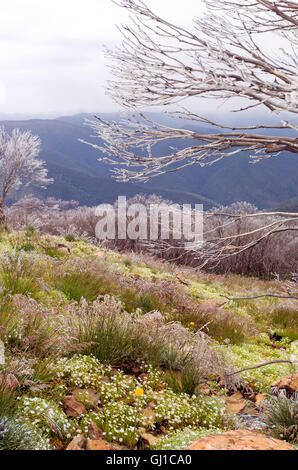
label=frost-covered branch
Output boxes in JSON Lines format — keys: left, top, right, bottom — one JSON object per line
{"left": 0, "top": 127, "right": 52, "bottom": 221}
{"left": 84, "top": 0, "right": 298, "bottom": 181}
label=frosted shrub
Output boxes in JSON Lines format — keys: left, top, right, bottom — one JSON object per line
{"left": 0, "top": 416, "right": 50, "bottom": 450}
{"left": 17, "top": 396, "right": 75, "bottom": 441}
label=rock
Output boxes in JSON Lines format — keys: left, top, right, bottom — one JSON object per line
{"left": 72, "top": 389, "right": 100, "bottom": 410}
{"left": 245, "top": 408, "right": 259, "bottom": 416}
{"left": 196, "top": 385, "right": 211, "bottom": 396}
{"left": 86, "top": 439, "right": 111, "bottom": 450}
{"left": 271, "top": 373, "right": 298, "bottom": 396}
{"left": 186, "top": 430, "right": 296, "bottom": 450}
{"left": 159, "top": 425, "right": 167, "bottom": 434}
{"left": 88, "top": 421, "right": 103, "bottom": 440}
{"left": 142, "top": 406, "right": 156, "bottom": 423}
{"left": 226, "top": 401, "right": 246, "bottom": 414}
{"left": 225, "top": 392, "right": 246, "bottom": 414}
{"left": 66, "top": 435, "right": 86, "bottom": 450}
{"left": 0, "top": 373, "right": 20, "bottom": 391}
{"left": 139, "top": 433, "right": 158, "bottom": 449}
{"left": 148, "top": 401, "right": 156, "bottom": 409}
{"left": 255, "top": 393, "right": 266, "bottom": 407}
{"left": 109, "top": 443, "right": 131, "bottom": 450}
{"left": 228, "top": 392, "right": 243, "bottom": 400}
{"left": 62, "top": 396, "right": 87, "bottom": 417}
{"left": 131, "top": 365, "right": 141, "bottom": 375}
{"left": 98, "top": 376, "right": 110, "bottom": 384}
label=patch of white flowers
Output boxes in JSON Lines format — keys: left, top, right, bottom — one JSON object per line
{"left": 17, "top": 396, "right": 76, "bottom": 440}
{"left": 153, "top": 390, "right": 224, "bottom": 430}
{"left": 79, "top": 401, "right": 154, "bottom": 447}
{"left": 33, "top": 354, "right": 227, "bottom": 448}
{"left": 52, "top": 354, "right": 112, "bottom": 388}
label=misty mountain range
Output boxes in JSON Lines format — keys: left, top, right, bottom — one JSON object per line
{"left": 0, "top": 113, "right": 297, "bottom": 211}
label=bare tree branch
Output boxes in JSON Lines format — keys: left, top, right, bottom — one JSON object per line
{"left": 220, "top": 293, "right": 298, "bottom": 301}
{"left": 83, "top": 0, "right": 298, "bottom": 182}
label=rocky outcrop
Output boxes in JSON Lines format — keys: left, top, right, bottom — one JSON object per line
{"left": 186, "top": 430, "right": 295, "bottom": 450}
{"left": 86, "top": 439, "right": 111, "bottom": 450}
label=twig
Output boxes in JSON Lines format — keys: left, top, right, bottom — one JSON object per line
{"left": 176, "top": 274, "right": 189, "bottom": 286}
{"left": 220, "top": 293, "right": 298, "bottom": 301}
{"left": 227, "top": 360, "right": 298, "bottom": 377}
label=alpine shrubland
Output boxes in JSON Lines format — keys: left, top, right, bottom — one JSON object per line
{"left": 0, "top": 227, "right": 297, "bottom": 450}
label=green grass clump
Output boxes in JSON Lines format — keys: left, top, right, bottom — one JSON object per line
{"left": 123, "top": 258, "right": 132, "bottom": 267}
{"left": 24, "top": 225, "right": 35, "bottom": 237}
{"left": 120, "top": 289, "right": 162, "bottom": 313}
{"left": 55, "top": 272, "right": 106, "bottom": 302}
{"left": 0, "top": 251, "right": 41, "bottom": 298}
{"left": 264, "top": 393, "right": 298, "bottom": 444}
{"left": 164, "top": 363, "right": 203, "bottom": 396}
{"left": 20, "top": 242, "right": 35, "bottom": 252}
{"left": 270, "top": 307, "right": 298, "bottom": 341}
{"left": 77, "top": 313, "right": 165, "bottom": 366}
{"left": 64, "top": 234, "right": 76, "bottom": 242}
{"left": 43, "top": 246, "right": 68, "bottom": 259}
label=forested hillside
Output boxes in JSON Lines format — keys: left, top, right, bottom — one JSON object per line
{"left": 1, "top": 114, "right": 297, "bottom": 209}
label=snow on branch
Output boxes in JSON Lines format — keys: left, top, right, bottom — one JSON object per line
{"left": 83, "top": 0, "right": 298, "bottom": 182}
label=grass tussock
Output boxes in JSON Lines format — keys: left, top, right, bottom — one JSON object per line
{"left": 264, "top": 393, "right": 298, "bottom": 444}
{"left": 0, "top": 250, "right": 41, "bottom": 298}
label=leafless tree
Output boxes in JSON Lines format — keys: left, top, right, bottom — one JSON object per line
{"left": 84, "top": 0, "right": 297, "bottom": 182}
{"left": 0, "top": 127, "right": 52, "bottom": 222}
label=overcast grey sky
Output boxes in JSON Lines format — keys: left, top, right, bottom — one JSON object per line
{"left": 0, "top": 0, "right": 202, "bottom": 116}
